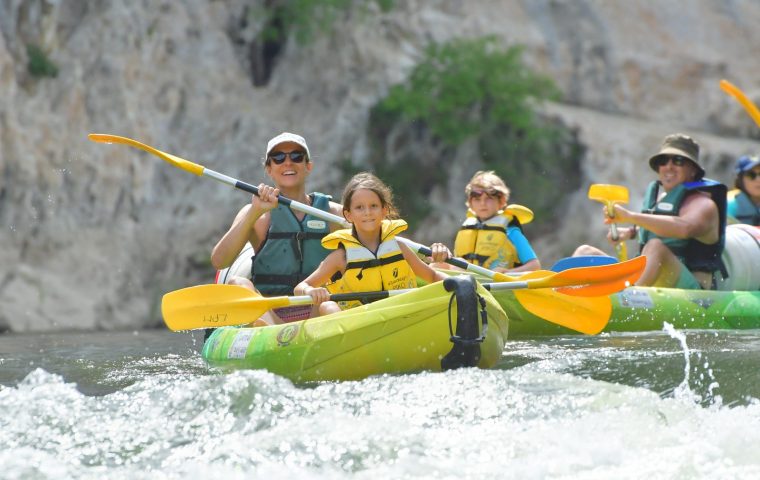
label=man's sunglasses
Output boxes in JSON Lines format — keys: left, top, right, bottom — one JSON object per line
{"left": 653, "top": 155, "right": 689, "bottom": 168}
{"left": 469, "top": 189, "right": 502, "bottom": 200}
{"left": 268, "top": 151, "right": 307, "bottom": 165}
{"left": 745, "top": 170, "right": 760, "bottom": 180}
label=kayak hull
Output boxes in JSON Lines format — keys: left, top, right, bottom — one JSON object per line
{"left": 496, "top": 286, "right": 760, "bottom": 337}
{"left": 201, "top": 281, "right": 509, "bottom": 382}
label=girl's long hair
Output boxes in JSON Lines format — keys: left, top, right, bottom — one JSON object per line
{"left": 341, "top": 172, "right": 399, "bottom": 219}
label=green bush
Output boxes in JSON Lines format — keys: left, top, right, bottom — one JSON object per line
{"left": 27, "top": 44, "right": 58, "bottom": 78}
{"left": 255, "top": 0, "right": 395, "bottom": 44}
{"left": 364, "top": 37, "right": 582, "bottom": 232}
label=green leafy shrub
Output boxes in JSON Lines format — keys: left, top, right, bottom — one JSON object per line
{"left": 363, "top": 36, "right": 583, "bottom": 232}
{"left": 256, "top": 0, "right": 394, "bottom": 45}
{"left": 27, "top": 44, "right": 58, "bottom": 78}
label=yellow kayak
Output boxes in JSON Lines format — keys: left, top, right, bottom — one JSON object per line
{"left": 201, "top": 276, "right": 508, "bottom": 382}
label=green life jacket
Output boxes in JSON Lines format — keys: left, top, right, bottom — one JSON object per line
{"left": 639, "top": 179, "right": 728, "bottom": 277}
{"left": 251, "top": 192, "right": 332, "bottom": 295}
{"left": 731, "top": 191, "right": 760, "bottom": 226}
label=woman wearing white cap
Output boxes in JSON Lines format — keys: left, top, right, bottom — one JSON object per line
{"left": 211, "top": 132, "right": 343, "bottom": 324}
{"left": 727, "top": 155, "right": 760, "bottom": 225}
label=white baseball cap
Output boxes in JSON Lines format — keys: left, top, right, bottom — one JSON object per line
{"left": 265, "top": 132, "right": 310, "bottom": 161}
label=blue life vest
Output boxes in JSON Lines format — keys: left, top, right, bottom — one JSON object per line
{"left": 639, "top": 179, "right": 728, "bottom": 276}
{"left": 729, "top": 190, "right": 760, "bottom": 226}
{"left": 251, "top": 192, "right": 332, "bottom": 295}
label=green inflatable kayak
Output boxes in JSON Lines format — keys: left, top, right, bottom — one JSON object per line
{"left": 201, "top": 276, "right": 509, "bottom": 382}
{"left": 496, "top": 286, "right": 760, "bottom": 337}
{"left": 499, "top": 224, "right": 760, "bottom": 336}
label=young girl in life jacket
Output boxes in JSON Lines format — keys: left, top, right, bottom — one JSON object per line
{"left": 294, "top": 172, "right": 452, "bottom": 315}
{"left": 451, "top": 170, "right": 541, "bottom": 273}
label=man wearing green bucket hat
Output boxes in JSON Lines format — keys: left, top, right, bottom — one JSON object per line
{"left": 575, "top": 133, "right": 727, "bottom": 289}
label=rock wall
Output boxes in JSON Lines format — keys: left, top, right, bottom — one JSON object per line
{"left": 1, "top": 0, "right": 760, "bottom": 331}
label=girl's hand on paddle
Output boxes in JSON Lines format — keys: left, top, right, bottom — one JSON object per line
{"left": 303, "top": 286, "right": 330, "bottom": 305}
{"left": 429, "top": 243, "right": 452, "bottom": 263}
{"left": 252, "top": 183, "right": 280, "bottom": 212}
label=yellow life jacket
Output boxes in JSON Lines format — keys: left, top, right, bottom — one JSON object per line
{"left": 453, "top": 205, "right": 533, "bottom": 270}
{"left": 322, "top": 219, "right": 417, "bottom": 309}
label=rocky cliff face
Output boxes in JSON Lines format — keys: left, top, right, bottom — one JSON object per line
{"left": 2, "top": 0, "right": 760, "bottom": 332}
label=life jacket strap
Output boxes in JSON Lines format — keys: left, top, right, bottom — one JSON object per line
{"left": 346, "top": 253, "right": 405, "bottom": 280}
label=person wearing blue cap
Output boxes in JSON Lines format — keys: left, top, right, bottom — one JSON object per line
{"left": 727, "top": 155, "right": 760, "bottom": 226}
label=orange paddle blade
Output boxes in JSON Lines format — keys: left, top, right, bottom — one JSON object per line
{"left": 490, "top": 256, "right": 644, "bottom": 297}
{"left": 554, "top": 255, "right": 645, "bottom": 296}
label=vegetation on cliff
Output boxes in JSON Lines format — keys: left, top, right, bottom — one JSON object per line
{"left": 360, "top": 36, "right": 584, "bottom": 233}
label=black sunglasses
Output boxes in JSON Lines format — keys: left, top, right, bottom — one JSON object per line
{"left": 745, "top": 171, "right": 760, "bottom": 180}
{"left": 653, "top": 155, "right": 689, "bottom": 168}
{"left": 268, "top": 151, "right": 307, "bottom": 165}
{"left": 469, "top": 189, "right": 502, "bottom": 200}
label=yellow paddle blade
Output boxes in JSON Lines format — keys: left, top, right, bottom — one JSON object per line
{"left": 588, "top": 184, "right": 629, "bottom": 205}
{"left": 588, "top": 184, "right": 631, "bottom": 260}
{"left": 514, "top": 285, "right": 612, "bottom": 335}
{"left": 720, "top": 79, "right": 760, "bottom": 129}
{"left": 88, "top": 134, "right": 205, "bottom": 176}
{"left": 509, "top": 257, "right": 645, "bottom": 334}
{"left": 161, "top": 285, "right": 294, "bottom": 331}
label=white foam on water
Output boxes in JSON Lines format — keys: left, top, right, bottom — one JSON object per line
{"left": 3, "top": 367, "right": 760, "bottom": 479}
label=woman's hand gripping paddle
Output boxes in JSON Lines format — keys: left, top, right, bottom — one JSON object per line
{"left": 588, "top": 184, "right": 630, "bottom": 261}
{"left": 90, "top": 134, "right": 640, "bottom": 334}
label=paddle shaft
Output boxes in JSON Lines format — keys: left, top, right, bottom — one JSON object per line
{"left": 168, "top": 150, "right": 486, "bottom": 269}
{"left": 202, "top": 170, "right": 638, "bottom": 292}
{"left": 280, "top": 289, "right": 405, "bottom": 306}
{"left": 163, "top": 275, "right": 614, "bottom": 332}
{"left": 93, "top": 134, "right": 631, "bottom": 335}
{"left": 89, "top": 134, "right": 641, "bottom": 286}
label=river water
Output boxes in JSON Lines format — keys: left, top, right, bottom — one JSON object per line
{"left": 2, "top": 327, "right": 760, "bottom": 479}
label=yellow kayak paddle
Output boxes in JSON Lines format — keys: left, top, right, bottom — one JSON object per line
{"left": 720, "top": 79, "right": 760, "bottom": 129}
{"left": 163, "top": 256, "right": 644, "bottom": 333}
{"left": 90, "top": 133, "right": 642, "bottom": 335}
{"left": 588, "top": 184, "right": 630, "bottom": 261}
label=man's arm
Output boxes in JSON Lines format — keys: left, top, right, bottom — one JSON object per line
{"left": 612, "top": 193, "right": 719, "bottom": 243}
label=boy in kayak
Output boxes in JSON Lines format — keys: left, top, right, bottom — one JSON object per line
{"left": 575, "top": 133, "right": 727, "bottom": 289}
{"left": 727, "top": 155, "right": 760, "bottom": 226}
{"left": 211, "top": 132, "right": 343, "bottom": 324}
{"left": 294, "top": 172, "right": 451, "bottom": 315}
{"left": 450, "top": 170, "right": 540, "bottom": 273}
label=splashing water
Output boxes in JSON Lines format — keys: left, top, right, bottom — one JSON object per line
{"left": 662, "top": 322, "right": 723, "bottom": 407}
{"left": 2, "top": 330, "right": 760, "bottom": 479}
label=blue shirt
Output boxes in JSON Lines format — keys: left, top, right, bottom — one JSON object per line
{"left": 507, "top": 226, "right": 538, "bottom": 264}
